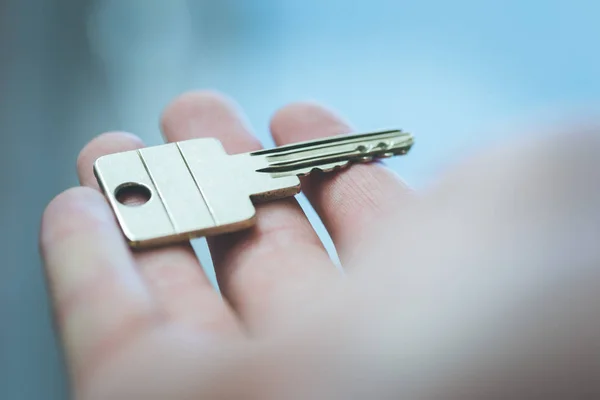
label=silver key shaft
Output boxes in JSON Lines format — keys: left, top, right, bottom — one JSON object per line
{"left": 253, "top": 129, "right": 413, "bottom": 177}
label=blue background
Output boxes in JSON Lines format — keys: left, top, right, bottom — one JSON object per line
{"left": 1, "top": 1, "right": 598, "bottom": 398}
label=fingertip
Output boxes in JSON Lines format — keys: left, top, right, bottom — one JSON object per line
{"left": 77, "top": 131, "right": 144, "bottom": 187}
{"left": 159, "top": 89, "right": 259, "bottom": 151}
{"left": 160, "top": 90, "right": 247, "bottom": 140}
{"left": 269, "top": 102, "right": 352, "bottom": 143}
{"left": 269, "top": 101, "right": 326, "bottom": 130}
{"left": 43, "top": 186, "right": 103, "bottom": 219}
{"left": 163, "top": 90, "right": 238, "bottom": 117}
{"left": 41, "top": 187, "right": 109, "bottom": 250}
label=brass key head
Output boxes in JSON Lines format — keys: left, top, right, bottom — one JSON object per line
{"left": 94, "top": 138, "right": 299, "bottom": 248}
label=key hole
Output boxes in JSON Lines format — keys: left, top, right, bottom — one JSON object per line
{"left": 115, "top": 183, "right": 152, "bottom": 206}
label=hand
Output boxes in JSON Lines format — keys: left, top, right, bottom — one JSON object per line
{"left": 40, "top": 91, "right": 600, "bottom": 399}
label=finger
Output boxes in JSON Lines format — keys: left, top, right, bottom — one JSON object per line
{"left": 77, "top": 131, "right": 242, "bottom": 336}
{"left": 40, "top": 187, "right": 156, "bottom": 387}
{"left": 160, "top": 91, "right": 339, "bottom": 333}
{"left": 270, "top": 102, "right": 412, "bottom": 264}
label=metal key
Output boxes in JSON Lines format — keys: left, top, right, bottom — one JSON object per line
{"left": 94, "top": 129, "right": 414, "bottom": 248}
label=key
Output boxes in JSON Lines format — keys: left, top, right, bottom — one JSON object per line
{"left": 93, "top": 129, "right": 414, "bottom": 248}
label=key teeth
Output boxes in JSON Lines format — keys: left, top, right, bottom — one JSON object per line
{"left": 377, "top": 152, "right": 395, "bottom": 159}
{"left": 295, "top": 167, "right": 320, "bottom": 177}
{"left": 324, "top": 164, "right": 341, "bottom": 173}
{"left": 295, "top": 152, "right": 400, "bottom": 176}
{"left": 295, "top": 162, "right": 350, "bottom": 177}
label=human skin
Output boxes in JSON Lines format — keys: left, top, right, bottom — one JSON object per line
{"left": 40, "top": 91, "right": 600, "bottom": 399}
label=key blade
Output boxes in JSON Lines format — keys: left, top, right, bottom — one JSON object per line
{"left": 254, "top": 129, "right": 413, "bottom": 175}
{"left": 253, "top": 129, "right": 411, "bottom": 157}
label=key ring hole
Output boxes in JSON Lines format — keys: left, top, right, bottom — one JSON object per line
{"left": 115, "top": 183, "right": 152, "bottom": 207}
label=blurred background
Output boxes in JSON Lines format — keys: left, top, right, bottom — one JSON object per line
{"left": 0, "top": 0, "right": 598, "bottom": 398}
